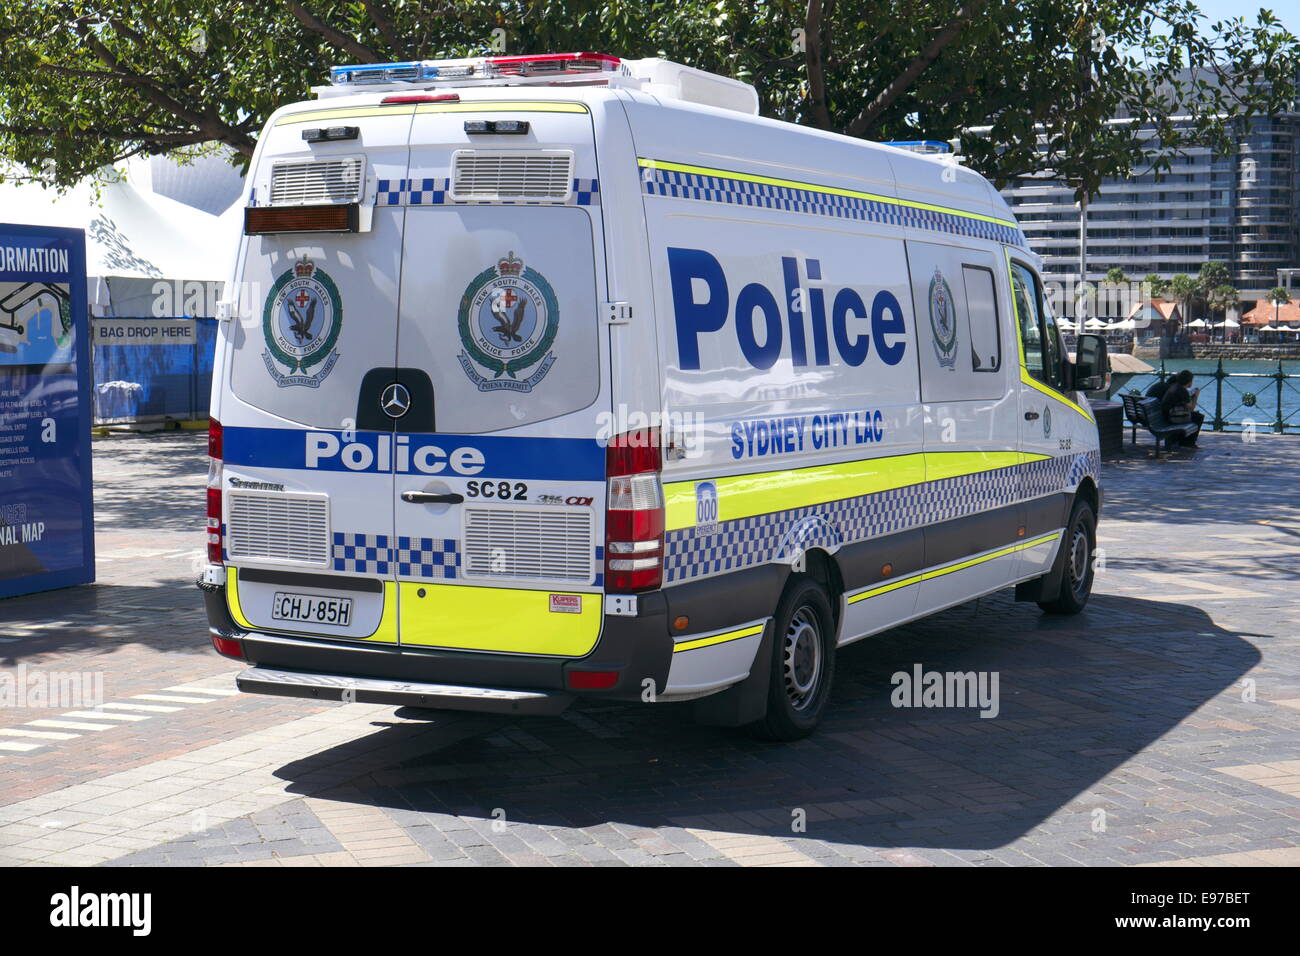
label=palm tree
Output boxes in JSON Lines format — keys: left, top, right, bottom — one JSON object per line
{"left": 1207, "top": 285, "right": 1238, "bottom": 342}
{"left": 1142, "top": 273, "right": 1168, "bottom": 300}
{"left": 1268, "top": 286, "right": 1291, "bottom": 341}
{"left": 1168, "top": 273, "right": 1199, "bottom": 337}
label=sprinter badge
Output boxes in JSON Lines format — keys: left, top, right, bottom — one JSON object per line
{"left": 456, "top": 251, "right": 558, "bottom": 392}
{"left": 262, "top": 255, "right": 343, "bottom": 388}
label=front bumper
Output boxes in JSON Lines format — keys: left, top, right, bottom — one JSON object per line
{"left": 237, "top": 665, "right": 573, "bottom": 715}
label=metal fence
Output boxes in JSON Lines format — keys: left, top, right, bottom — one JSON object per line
{"left": 1133, "top": 361, "right": 1299, "bottom": 434}
{"left": 90, "top": 316, "right": 216, "bottom": 424}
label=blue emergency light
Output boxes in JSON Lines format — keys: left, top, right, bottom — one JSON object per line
{"left": 883, "top": 140, "right": 953, "bottom": 155}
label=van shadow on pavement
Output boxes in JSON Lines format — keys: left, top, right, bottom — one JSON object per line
{"left": 272, "top": 590, "right": 1260, "bottom": 853}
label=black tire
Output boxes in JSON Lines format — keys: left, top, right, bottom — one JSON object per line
{"left": 1038, "top": 498, "right": 1097, "bottom": 615}
{"left": 750, "top": 577, "right": 837, "bottom": 741}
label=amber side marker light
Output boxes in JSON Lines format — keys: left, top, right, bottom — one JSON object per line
{"left": 244, "top": 204, "right": 359, "bottom": 235}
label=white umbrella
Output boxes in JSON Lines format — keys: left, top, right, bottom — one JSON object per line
{"left": 1186, "top": 318, "right": 1208, "bottom": 328}
{"left": 1111, "top": 318, "right": 1136, "bottom": 330}
{"left": 1214, "top": 318, "right": 1240, "bottom": 328}
{"left": 1084, "top": 317, "right": 1107, "bottom": 330}
{"left": 1057, "top": 318, "right": 1078, "bottom": 330}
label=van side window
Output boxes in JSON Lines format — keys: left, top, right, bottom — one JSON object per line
{"left": 1009, "top": 261, "right": 1044, "bottom": 382}
{"left": 1039, "top": 295, "right": 1065, "bottom": 389}
{"left": 961, "top": 265, "right": 1000, "bottom": 373}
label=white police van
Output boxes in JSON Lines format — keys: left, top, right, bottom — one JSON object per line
{"left": 200, "top": 53, "right": 1109, "bottom": 739}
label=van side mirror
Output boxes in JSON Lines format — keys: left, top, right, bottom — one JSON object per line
{"left": 1072, "top": 333, "right": 1109, "bottom": 392}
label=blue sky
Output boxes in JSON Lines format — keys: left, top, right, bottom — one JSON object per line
{"left": 1191, "top": 2, "right": 1298, "bottom": 35}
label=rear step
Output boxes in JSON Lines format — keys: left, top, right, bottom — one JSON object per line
{"left": 237, "top": 665, "right": 572, "bottom": 715}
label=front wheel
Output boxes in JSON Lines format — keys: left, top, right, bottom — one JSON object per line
{"left": 1038, "top": 498, "right": 1097, "bottom": 615}
{"left": 750, "top": 577, "right": 837, "bottom": 741}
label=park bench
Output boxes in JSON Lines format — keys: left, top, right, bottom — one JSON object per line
{"left": 1120, "top": 393, "right": 1196, "bottom": 457}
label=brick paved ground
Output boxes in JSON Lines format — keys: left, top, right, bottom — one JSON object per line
{"left": 0, "top": 428, "right": 1297, "bottom": 866}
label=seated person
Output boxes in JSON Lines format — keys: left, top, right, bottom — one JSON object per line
{"left": 1145, "top": 377, "right": 1172, "bottom": 400}
{"left": 1159, "top": 369, "right": 1204, "bottom": 446}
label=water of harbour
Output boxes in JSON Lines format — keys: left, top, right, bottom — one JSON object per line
{"left": 1119, "top": 358, "right": 1300, "bottom": 432}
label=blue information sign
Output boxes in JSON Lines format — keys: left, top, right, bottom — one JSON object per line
{"left": 0, "top": 224, "right": 94, "bottom": 600}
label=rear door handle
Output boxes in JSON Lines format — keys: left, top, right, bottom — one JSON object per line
{"left": 401, "top": 491, "right": 464, "bottom": 504}
{"left": 1024, "top": 411, "right": 1040, "bottom": 421}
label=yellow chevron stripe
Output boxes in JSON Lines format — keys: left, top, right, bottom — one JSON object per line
{"left": 663, "top": 450, "right": 1048, "bottom": 532}
{"left": 673, "top": 622, "right": 766, "bottom": 653}
{"left": 845, "top": 532, "right": 1060, "bottom": 605}
{"left": 276, "top": 101, "right": 587, "bottom": 126}
{"left": 637, "top": 158, "right": 1020, "bottom": 230}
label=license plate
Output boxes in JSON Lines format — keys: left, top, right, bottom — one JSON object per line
{"left": 271, "top": 592, "right": 353, "bottom": 627}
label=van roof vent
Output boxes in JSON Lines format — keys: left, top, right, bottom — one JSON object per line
{"left": 270, "top": 157, "right": 364, "bottom": 206}
{"left": 451, "top": 150, "right": 573, "bottom": 202}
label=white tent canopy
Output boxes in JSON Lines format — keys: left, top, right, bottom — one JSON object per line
{"left": 1187, "top": 318, "right": 1209, "bottom": 328}
{"left": 0, "top": 164, "right": 237, "bottom": 315}
{"left": 1214, "top": 318, "right": 1241, "bottom": 328}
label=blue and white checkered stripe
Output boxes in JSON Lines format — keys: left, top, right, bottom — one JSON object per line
{"left": 333, "top": 532, "right": 458, "bottom": 578}
{"left": 664, "top": 452, "right": 1090, "bottom": 584}
{"left": 332, "top": 532, "right": 399, "bottom": 576}
{"left": 640, "top": 165, "right": 1024, "bottom": 247}
{"left": 332, "top": 532, "right": 607, "bottom": 584}
{"left": 394, "top": 536, "right": 458, "bottom": 579}
{"left": 375, "top": 177, "right": 599, "bottom": 206}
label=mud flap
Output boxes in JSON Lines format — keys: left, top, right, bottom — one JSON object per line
{"left": 1015, "top": 533, "right": 1068, "bottom": 603}
{"left": 690, "top": 622, "right": 774, "bottom": 727}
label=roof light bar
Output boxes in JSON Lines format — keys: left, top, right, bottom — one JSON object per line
{"left": 884, "top": 140, "right": 953, "bottom": 155}
{"left": 329, "top": 53, "right": 625, "bottom": 89}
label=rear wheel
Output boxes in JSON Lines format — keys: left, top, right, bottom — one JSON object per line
{"left": 751, "top": 577, "right": 836, "bottom": 741}
{"left": 1038, "top": 498, "right": 1096, "bottom": 615}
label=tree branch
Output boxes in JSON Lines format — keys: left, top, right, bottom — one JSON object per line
{"left": 73, "top": 22, "right": 256, "bottom": 156}
{"left": 283, "top": 0, "right": 382, "bottom": 62}
{"left": 362, "top": 0, "right": 405, "bottom": 57}
{"left": 804, "top": 0, "right": 834, "bottom": 129}
{"left": 843, "top": 0, "right": 986, "bottom": 138}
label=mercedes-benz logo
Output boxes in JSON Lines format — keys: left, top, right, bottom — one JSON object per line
{"left": 380, "top": 383, "right": 410, "bottom": 419}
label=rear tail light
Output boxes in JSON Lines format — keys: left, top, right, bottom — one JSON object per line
{"left": 207, "top": 418, "right": 223, "bottom": 565}
{"left": 605, "top": 428, "right": 663, "bottom": 593}
{"left": 566, "top": 670, "right": 619, "bottom": 690}
{"left": 211, "top": 635, "right": 244, "bottom": 660}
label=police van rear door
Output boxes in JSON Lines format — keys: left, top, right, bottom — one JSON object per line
{"left": 221, "top": 105, "right": 410, "bottom": 643}
{"left": 390, "top": 101, "right": 607, "bottom": 655}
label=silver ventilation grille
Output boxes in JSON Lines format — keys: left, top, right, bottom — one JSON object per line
{"left": 450, "top": 151, "right": 574, "bottom": 201}
{"left": 269, "top": 158, "right": 365, "bottom": 206}
{"left": 461, "top": 507, "right": 593, "bottom": 582}
{"left": 226, "top": 492, "right": 331, "bottom": 566}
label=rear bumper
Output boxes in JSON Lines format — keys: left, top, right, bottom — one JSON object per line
{"left": 236, "top": 665, "right": 573, "bottom": 715}
{"left": 201, "top": 575, "right": 673, "bottom": 703}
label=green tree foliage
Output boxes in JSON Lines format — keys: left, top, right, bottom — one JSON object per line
{"left": 1206, "top": 282, "right": 1237, "bottom": 316}
{"left": 1168, "top": 272, "right": 1200, "bottom": 319}
{"left": 1, "top": 1, "right": 1296, "bottom": 191}
{"left": 1142, "top": 273, "right": 1169, "bottom": 299}
{"left": 1267, "top": 285, "right": 1291, "bottom": 305}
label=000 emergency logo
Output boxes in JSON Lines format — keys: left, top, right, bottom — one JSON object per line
{"left": 457, "top": 252, "right": 559, "bottom": 392}
{"left": 262, "top": 255, "right": 343, "bottom": 388}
